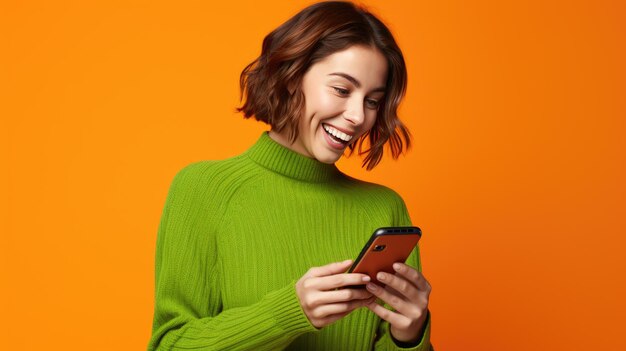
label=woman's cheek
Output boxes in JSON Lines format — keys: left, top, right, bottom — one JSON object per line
{"left": 315, "top": 90, "right": 342, "bottom": 112}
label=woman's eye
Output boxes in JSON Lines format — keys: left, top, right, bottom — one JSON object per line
{"left": 333, "top": 87, "right": 380, "bottom": 109}
{"left": 366, "top": 99, "right": 380, "bottom": 109}
{"left": 333, "top": 87, "right": 349, "bottom": 95}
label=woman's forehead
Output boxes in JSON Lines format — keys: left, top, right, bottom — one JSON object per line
{"left": 311, "top": 47, "right": 388, "bottom": 88}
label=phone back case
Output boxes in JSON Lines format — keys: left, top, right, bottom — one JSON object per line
{"left": 348, "top": 227, "right": 421, "bottom": 286}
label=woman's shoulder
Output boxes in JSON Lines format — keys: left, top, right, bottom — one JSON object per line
{"left": 173, "top": 156, "right": 238, "bottom": 176}
{"left": 170, "top": 154, "right": 251, "bottom": 187}
{"left": 338, "top": 174, "right": 408, "bottom": 207}
{"left": 334, "top": 175, "right": 411, "bottom": 225}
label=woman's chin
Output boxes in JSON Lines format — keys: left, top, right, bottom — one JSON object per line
{"left": 313, "top": 128, "right": 348, "bottom": 163}
{"left": 312, "top": 150, "right": 342, "bottom": 164}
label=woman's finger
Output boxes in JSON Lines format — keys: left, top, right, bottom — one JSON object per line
{"left": 377, "top": 271, "right": 420, "bottom": 301}
{"left": 392, "top": 263, "right": 431, "bottom": 293}
{"left": 306, "top": 288, "right": 372, "bottom": 307}
{"left": 305, "top": 259, "right": 353, "bottom": 278}
{"left": 305, "top": 273, "right": 371, "bottom": 291}
{"left": 311, "top": 296, "right": 375, "bottom": 319}
{"left": 365, "top": 299, "right": 409, "bottom": 326}
{"left": 366, "top": 281, "right": 418, "bottom": 317}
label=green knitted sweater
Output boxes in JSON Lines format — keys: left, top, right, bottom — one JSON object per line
{"left": 147, "top": 131, "right": 432, "bottom": 350}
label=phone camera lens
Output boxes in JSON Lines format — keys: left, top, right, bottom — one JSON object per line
{"left": 373, "top": 245, "right": 386, "bottom": 251}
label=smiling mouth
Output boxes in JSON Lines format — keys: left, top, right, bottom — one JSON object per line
{"left": 322, "top": 123, "right": 353, "bottom": 145}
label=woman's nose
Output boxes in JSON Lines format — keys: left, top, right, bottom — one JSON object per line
{"left": 343, "top": 98, "right": 365, "bottom": 126}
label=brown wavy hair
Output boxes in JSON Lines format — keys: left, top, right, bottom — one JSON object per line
{"left": 235, "top": 0, "right": 411, "bottom": 170}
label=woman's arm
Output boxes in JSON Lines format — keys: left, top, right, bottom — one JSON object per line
{"left": 372, "top": 246, "right": 433, "bottom": 351}
{"left": 147, "top": 164, "right": 318, "bottom": 350}
{"left": 372, "top": 192, "right": 434, "bottom": 351}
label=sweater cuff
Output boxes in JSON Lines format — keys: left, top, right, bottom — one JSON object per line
{"left": 266, "top": 279, "right": 320, "bottom": 336}
{"left": 379, "top": 311, "right": 432, "bottom": 350}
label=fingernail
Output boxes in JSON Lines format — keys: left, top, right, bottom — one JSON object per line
{"left": 362, "top": 276, "right": 371, "bottom": 282}
{"left": 366, "top": 283, "right": 378, "bottom": 291}
{"left": 377, "top": 272, "right": 385, "bottom": 281}
{"left": 393, "top": 263, "right": 402, "bottom": 272}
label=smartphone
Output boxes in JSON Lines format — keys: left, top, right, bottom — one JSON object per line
{"left": 346, "top": 226, "right": 422, "bottom": 288}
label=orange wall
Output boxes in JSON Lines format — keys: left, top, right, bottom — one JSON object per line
{"left": 2, "top": 0, "right": 625, "bottom": 349}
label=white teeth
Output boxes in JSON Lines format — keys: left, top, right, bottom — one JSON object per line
{"left": 322, "top": 124, "right": 353, "bottom": 142}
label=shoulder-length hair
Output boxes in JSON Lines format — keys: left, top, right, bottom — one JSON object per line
{"left": 235, "top": 0, "right": 411, "bottom": 170}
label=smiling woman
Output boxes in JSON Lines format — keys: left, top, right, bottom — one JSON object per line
{"left": 268, "top": 45, "right": 388, "bottom": 164}
{"left": 235, "top": 1, "right": 412, "bottom": 171}
{"left": 147, "top": 1, "right": 434, "bottom": 350}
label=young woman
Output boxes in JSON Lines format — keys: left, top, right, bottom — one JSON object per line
{"left": 148, "top": 1, "right": 433, "bottom": 350}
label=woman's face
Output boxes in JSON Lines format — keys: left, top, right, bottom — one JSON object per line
{"left": 270, "top": 45, "right": 388, "bottom": 164}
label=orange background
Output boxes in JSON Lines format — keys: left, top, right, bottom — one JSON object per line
{"left": 2, "top": 0, "right": 625, "bottom": 350}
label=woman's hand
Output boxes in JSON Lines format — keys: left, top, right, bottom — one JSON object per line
{"left": 365, "top": 262, "right": 431, "bottom": 344}
{"left": 296, "top": 259, "right": 376, "bottom": 328}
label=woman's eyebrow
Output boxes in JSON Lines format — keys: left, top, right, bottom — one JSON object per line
{"left": 328, "top": 72, "right": 386, "bottom": 93}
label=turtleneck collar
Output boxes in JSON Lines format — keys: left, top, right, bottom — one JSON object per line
{"left": 243, "top": 131, "right": 342, "bottom": 183}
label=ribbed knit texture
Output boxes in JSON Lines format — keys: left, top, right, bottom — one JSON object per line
{"left": 147, "top": 131, "right": 433, "bottom": 351}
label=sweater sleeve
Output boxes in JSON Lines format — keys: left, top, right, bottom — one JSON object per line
{"left": 147, "top": 164, "right": 318, "bottom": 351}
{"left": 373, "top": 192, "right": 434, "bottom": 351}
